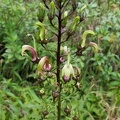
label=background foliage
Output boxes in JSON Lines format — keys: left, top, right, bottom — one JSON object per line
{"left": 0, "top": 0, "right": 120, "bottom": 120}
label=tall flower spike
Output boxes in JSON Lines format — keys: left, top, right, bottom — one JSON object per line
{"left": 36, "top": 56, "right": 51, "bottom": 75}
{"left": 21, "top": 45, "right": 37, "bottom": 61}
{"left": 89, "top": 42, "right": 98, "bottom": 53}
{"left": 81, "top": 30, "right": 95, "bottom": 48}
{"left": 62, "top": 63, "right": 75, "bottom": 82}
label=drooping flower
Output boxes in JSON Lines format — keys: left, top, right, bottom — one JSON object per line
{"left": 21, "top": 45, "right": 37, "bottom": 61}
{"left": 62, "top": 63, "right": 75, "bottom": 82}
{"left": 89, "top": 42, "right": 98, "bottom": 53}
{"left": 81, "top": 30, "right": 95, "bottom": 48}
{"left": 36, "top": 56, "right": 51, "bottom": 75}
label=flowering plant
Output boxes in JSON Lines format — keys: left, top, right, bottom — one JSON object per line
{"left": 21, "top": 0, "right": 97, "bottom": 119}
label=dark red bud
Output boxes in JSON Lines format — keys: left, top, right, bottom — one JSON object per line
{"left": 52, "top": 91, "right": 60, "bottom": 102}
{"left": 64, "top": 107, "right": 71, "bottom": 116}
{"left": 42, "top": 110, "right": 49, "bottom": 118}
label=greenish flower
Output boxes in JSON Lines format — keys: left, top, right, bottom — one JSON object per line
{"left": 62, "top": 63, "right": 75, "bottom": 82}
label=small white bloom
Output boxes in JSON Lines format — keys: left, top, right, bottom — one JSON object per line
{"left": 62, "top": 63, "right": 75, "bottom": 81}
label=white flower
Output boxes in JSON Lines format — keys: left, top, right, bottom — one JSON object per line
{"left": 62, "top": 63, "right": 75, "bottom": 82}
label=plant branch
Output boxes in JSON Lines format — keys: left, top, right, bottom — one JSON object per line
{"left": 49, "top": 19, "right": 58, "bottom": 30}
{"left": 61, "top": 33, "right": 73, "bottom": 43}
{"left": 42, "top": 0, "right": 49, "bottom": 9}
{"left": 61, "top": 0, "right": 70, "bottom": 12}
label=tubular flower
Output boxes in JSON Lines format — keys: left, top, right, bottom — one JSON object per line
{"left": 21, "top": 45, "right": 37, "bottom": 61}
{"left": 36, "top": 56, "right": 51, "bottom": 75}
{"left": 62, "top": 63, "right": 75, "bottom": 82}
{"left": 81, "top": 30, "right": 95, "bottom": 48}
{"left": 89, "top": 42, "right": 98, "bottom": 53}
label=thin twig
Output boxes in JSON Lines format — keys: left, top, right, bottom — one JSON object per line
{"left": 42, "top": 0, "right": 49, "bottom": 9}
{"left": 49, "top": 19, "right": 58, "bottom": 30}
{"left": 61, "top": 0, "right": 71, "bottom": 13}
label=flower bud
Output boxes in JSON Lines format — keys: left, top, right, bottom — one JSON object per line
{"left": 69, "top": 16, "right": 80, "bottom": 33}
{"left": 64, "top": 107, "right": 71, "bottom": 116}
{"left": 37, "top": 3, "right": 45, "bottom": 22}
{"left": 48, "top": 1, "right": 55, "bottom": 20}
{"left": 42, "top": 110, "right": 49, "bottom": 118}
{"left": 52, "top": 91, "right": 60, "bottom": 102}
{"left": 60, "top": 57, "right": 65, "bottom": 63}
{"left": 73, "top": 115, "right": 79, "bottom": 120}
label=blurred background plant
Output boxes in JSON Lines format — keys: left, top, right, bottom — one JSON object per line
{"left": 0, "top": 0, "right": 120, "bottom": 120}
{"left": 0, "top": 0, "right": 41, "bottom": 81}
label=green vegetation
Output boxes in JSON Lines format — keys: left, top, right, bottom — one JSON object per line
{"left": 0, "top": 0, "right": 120, "bottom": 120}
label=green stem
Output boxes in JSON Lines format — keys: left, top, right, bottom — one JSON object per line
{"left": 67, "top": 53, "right": 70, "bottom": 65}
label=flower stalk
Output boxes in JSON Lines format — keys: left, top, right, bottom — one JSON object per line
{"left": 56, "top": 2, "right": 62, "bottom": 119}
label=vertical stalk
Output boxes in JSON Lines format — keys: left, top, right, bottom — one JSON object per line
{"left": 57, "top": 1, "right": 62, "bottom": 120}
